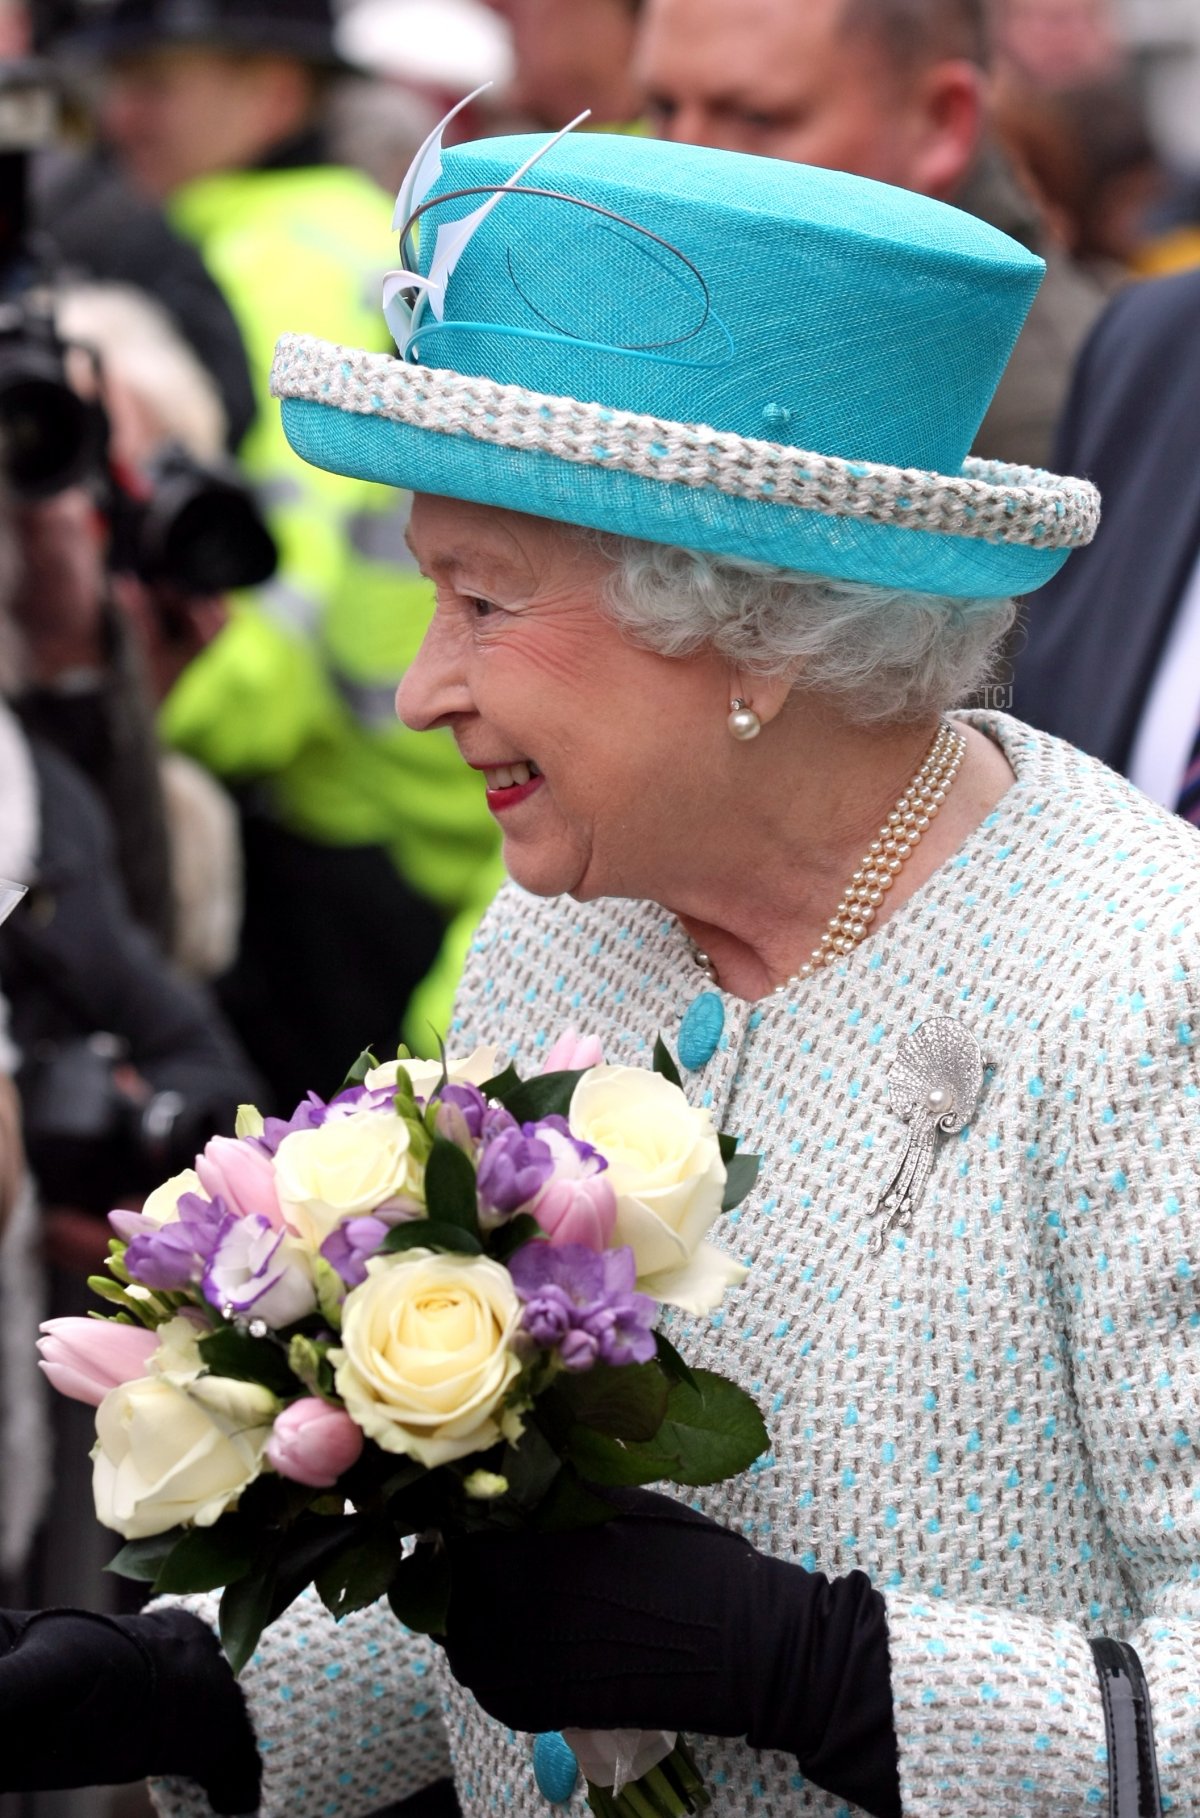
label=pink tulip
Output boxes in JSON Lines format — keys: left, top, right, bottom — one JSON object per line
{"left": 37, "top": 1318, "right": 160, "bottom": 1407}
{"left": 266, "top": 1398, "right": 364, "bottom": 1487}
{"left": 541, "top": 1028, "right": 604, "bottom": 1074}
{"left": 532, "top": 1172, "right": 618, "bottom": 1251}
{"left": 196, "top": 1135, "right": 285, "bottom": 1229}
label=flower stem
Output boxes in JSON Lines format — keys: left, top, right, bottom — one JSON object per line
{"left": 585, "top": 1740, "right": 710, "bottom": 1818}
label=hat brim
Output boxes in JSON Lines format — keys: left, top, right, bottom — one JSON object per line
{"left": 273, "top": 335, "right": 1099, "bottom": 600}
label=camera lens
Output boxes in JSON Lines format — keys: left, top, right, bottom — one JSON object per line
{"left": 0, "top": 369, "right": 100, "bottom": 497}
{"left": 157, "top": 482, "right": 277, "bottom": 594}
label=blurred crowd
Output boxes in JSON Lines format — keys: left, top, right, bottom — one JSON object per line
{"left": 0, "top": 0, "right": 1199, "bottom": 1809}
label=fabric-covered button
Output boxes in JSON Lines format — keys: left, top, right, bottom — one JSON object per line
{"left": 532, "top": 1732, "right": 579, "bottom": 1804}
{"left": 679, "top": 990, "right": 725, "bottom": 1069}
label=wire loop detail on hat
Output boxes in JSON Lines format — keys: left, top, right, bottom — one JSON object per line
{"left": 393, "top": 184, "right": 723, "bottom": 362}
{"left": 271, "top": 335, "right": 1101, "bottom": 553}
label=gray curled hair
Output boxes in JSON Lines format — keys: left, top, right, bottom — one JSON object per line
{"left": 588, "top": 534, "right": 1016, "bottom": 724}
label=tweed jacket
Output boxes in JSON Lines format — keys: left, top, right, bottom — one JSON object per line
{"left": 153, "top": 713, "right": 1200, "bottom": 1818}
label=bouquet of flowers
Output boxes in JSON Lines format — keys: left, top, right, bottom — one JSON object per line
{"left": 38, "top": 1031, "right": 766, "bottom": 1818}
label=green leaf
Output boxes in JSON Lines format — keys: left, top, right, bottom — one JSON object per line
{"left": 565, "top": 1370, "right": 768, "bottom": 1489}
{"left": 388, "top": 1544, "right": 451, "bottom": 1636}
{"left": 198, "top": 1327, "right": 299, "bottom": 1399}
{"left": 380, "top": 1219, "right": 483, "bottom": 1256}
{"left": 717, "top": 1131, "right": 738, "bottom": 1164}
{"left": 563, "top": 1425, "right": 676, "bottom": 1487}
{"left": 287, "top": 1334, "right": 337, "bottom": 1399}
{"left": 153, "top": 1519, "right": 257, "bottom": 1595}
{"left": 550, "top": 1363, "right": 668, "bottom": 1442}
{"left": 312, "top": 1256, "right": 346, "bottom": 1332}
{"left": 106, "top": 1529, "right": 186, "bottom": 1582}
{"left": 721, "top": 1152, "right": 761, "bottom": 1212}
{"left": 488, "top": 1213, "right": 543, "bottom": 1263}
{"left": 652, "top": 1037, "right": 683, "bottom": 1090}
{"left": 391, "top": 1065, "right": 418, "bottom": 1115}
{"left": 653, "top": 1329, "right": 698, "bottom": 1395}
{"left": 479, "top": 1062, "right": 522, "bottom": 1102}
{"left": 381, "top": 1458, "right": 427, "bottom": 1502}
{"left": 105, "top": 1247, "right": 132, "bottom": 1285}
{"left": 85, "top": 1277, "right": 163, "bottom": 1327}
{"left": 533, "top": 1467, "right": 617, "bottom": 1532}
{"left": 642, "top": 1370, "right": 769, "bottom": 1485}
{"left": 275, "top": 1515, "right": 361, "bottom": 1586}
{"left": 400, "top": 1112, "right": 434, "bottom": 1163}
{"left": 219, "top": 1567, "right": 279, "bottom": 1676}
{"left": 341, "top": 1048, "right": 380, "bottom": 1089}
{"left": 500, "top": 1421, "right": 562, "bottom": 1509}
{"left": 501, "top": 1069, "right": 587, "bottom": 1125}
{"left": 423, "top": 1136, "right": 481, "bottom": 1235}
{"left": 315, "top": 1519, "right": 400, "bottom": 1620}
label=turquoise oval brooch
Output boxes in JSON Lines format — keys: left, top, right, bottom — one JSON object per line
{"left": 678, "top": 991, "right": 724, "bottom": 1070}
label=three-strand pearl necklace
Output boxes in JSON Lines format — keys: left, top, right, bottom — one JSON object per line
{"left": 692, "top": 718, "right": 967, "bottom": 994}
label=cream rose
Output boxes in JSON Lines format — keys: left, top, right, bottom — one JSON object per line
{"left": 273, "top": 1110, "right": 415, "bottom": 1246}
{"left": 333, "top": 1251, "right": 522, "bottom": 1467}
{"left": 92, "top": 1373, "right": 276, "bottom": 1540}
{"left": 568, "top": 1065, "right": 746, "bottom": 1314}
{"left": 364, "top": 1045, "right": 499, "bottom": 1100}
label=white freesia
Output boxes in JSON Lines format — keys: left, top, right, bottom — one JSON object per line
{"left": 273, "top": 1109, "right": 415, "bottom": 1246}
{"left": 568, "top": 1065, "right": 746, "bottom": 1314}
{"left": 204, "top": 1216, "right": 318, "bottom": 1328}
{"left": 333, "top": 1251, "right": 522, "bottom": 1467}
{"left": 148, "top": 1313, "right": 208, "bottom": 1386}
{"left": 364, "top": 1044, "right": 499, "bottom": 1099}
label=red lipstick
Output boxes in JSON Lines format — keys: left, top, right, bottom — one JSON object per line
{"left": 485, "top": 775, "right": 545, "bottom": 813}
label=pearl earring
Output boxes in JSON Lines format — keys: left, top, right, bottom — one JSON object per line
{"left": 727, "top": 697, "right": 762, "bottom": 741}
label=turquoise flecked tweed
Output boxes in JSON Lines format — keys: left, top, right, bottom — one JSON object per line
{"left": 273, "top": 133, "right": 1099, "bottom": 598}
{"left": 151, "top": 714, "right": 1200, "bottom": 1818}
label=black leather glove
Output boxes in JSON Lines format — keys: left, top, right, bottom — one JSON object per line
{"left": 0, "top": 1606, "right": 261, "bottom": 1814}
{"left": 442, "top": 1488, "right": 900, "bottom": 1818}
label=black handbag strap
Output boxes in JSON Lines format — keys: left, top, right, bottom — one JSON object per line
{"left": 1090, "top": 1638, "right": 1163, "bottom": 1818}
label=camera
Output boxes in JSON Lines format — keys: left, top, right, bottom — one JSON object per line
{"left": 19, "top": 1029, "right": 225, "bottom": 1211}
{"left": 0, "top": 60, "right": 109, "bottom": 497}
{"left": 107, "top": 441, "right": 278, "bottom": 595}
{"left": 0, "top": 60, "right": 278, "bottom": 587}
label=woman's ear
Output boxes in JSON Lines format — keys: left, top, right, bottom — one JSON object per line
{"left": 727, "top": 671, "right": 794, "bottom": 733}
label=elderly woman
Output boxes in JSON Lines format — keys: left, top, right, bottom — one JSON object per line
{"left": 2, "top": 129, "right": 1198, "bottom": 1818}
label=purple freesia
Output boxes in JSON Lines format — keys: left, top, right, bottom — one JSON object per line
{"left": 259, "top": 1083, "right": 400, "bottom": 1156}
{"left": 507, "top": 1242, "right": 657, "bottom": 1370}
{"left": 326, "top": 1083, "right": 402, "bottom": 1118}
{"left": 476, "top": 1126, "right": 555, "bottom": 1220}
{"left": 432, "top": 1081, "right": 489, "bottom": 1149}
{"left": 202, "top": 1213, "right": 316, "bottom": 1328}
{"left": 124, "top": 1192, "right": 232, "bottom": 1291}
{"left": 108, "top": 1207, "right": 153, "bottom": 1243}
{"left": 260, "top": 1092, "right": 328, "bottom": 1154}
{"left": 482, "top": 1102, "right": 518, "bottom": 1141}
{"left": 320, "top": 1216, "right": 391, "bottom": 1288}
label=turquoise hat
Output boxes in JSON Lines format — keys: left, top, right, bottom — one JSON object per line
{"left": 271, "top": 125, "right": 1099, "bottom": 598}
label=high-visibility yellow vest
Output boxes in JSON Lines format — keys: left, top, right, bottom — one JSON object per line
{"left": 159, "top": 162, "right": 502, "bottom": 1027}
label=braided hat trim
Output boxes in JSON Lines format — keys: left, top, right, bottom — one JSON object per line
{"left": 271, "top": 334, "right": 1100, "bottom": 552}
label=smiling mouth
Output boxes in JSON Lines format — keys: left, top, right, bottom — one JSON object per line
{"left": 482, "top": 760, "right": 541, "bottom": 789}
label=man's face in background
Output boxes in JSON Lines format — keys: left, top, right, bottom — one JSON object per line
{"left": 99, "top": 45, "right": 309, "bottom": 199}
{"left": 637, "top": 0, "right": 979, "bottom": 201}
